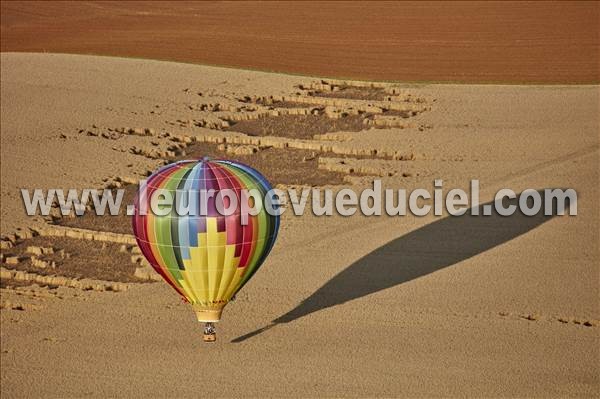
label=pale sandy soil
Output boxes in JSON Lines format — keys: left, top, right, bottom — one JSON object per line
{"left": 1, "top": 53, "right": 599, "bottom": 397}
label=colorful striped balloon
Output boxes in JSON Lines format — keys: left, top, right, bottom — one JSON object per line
{"left": 132, "top": 159, "right": 279, "bottom": 326}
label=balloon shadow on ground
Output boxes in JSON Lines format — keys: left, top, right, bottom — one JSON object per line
{"left": 232, "top": 190, "right": 562, "bottom": 343}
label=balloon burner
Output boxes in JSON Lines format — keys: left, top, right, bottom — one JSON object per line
{"left": 203, "top": 322, "right": 216, "bottom": 343}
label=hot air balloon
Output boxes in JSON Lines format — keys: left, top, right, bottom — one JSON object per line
{"left": 132, "top": 158, "right": 280, "bottom": 342}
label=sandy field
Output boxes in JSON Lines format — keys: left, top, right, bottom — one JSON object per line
{"left": 0, "top": 52, "right": 598, "bottom": 397}
{"left": 1, "top": 1, "right": 599, "bottom": 84}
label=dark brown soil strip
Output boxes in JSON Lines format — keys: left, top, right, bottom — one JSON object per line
{"left": 1, "top": 236, "right": 141, "bottom": 283}
{"left": 255, "top": 99, "right": 317, "bottom": 109}
{"left": 225, "top": 114, "right": 367, "bottom": 139}
{"left": 310, "top": 86, "right": 387, "bottom": 101}
{"left": 182, "top": 142, "right": 348, "bottom": 186}
{"left": 382, "top": 109, "right": 416, "bottom": 118}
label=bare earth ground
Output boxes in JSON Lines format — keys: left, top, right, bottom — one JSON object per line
{"left": 1, "top": 53, "right": 599, "bottom": 397}
{"left": 1, "top": 1, "right": 599, "bottom": 84}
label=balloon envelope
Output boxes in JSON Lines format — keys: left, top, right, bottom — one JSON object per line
{"left": 132, "top": 159, "right": 279, "bottom": 322}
